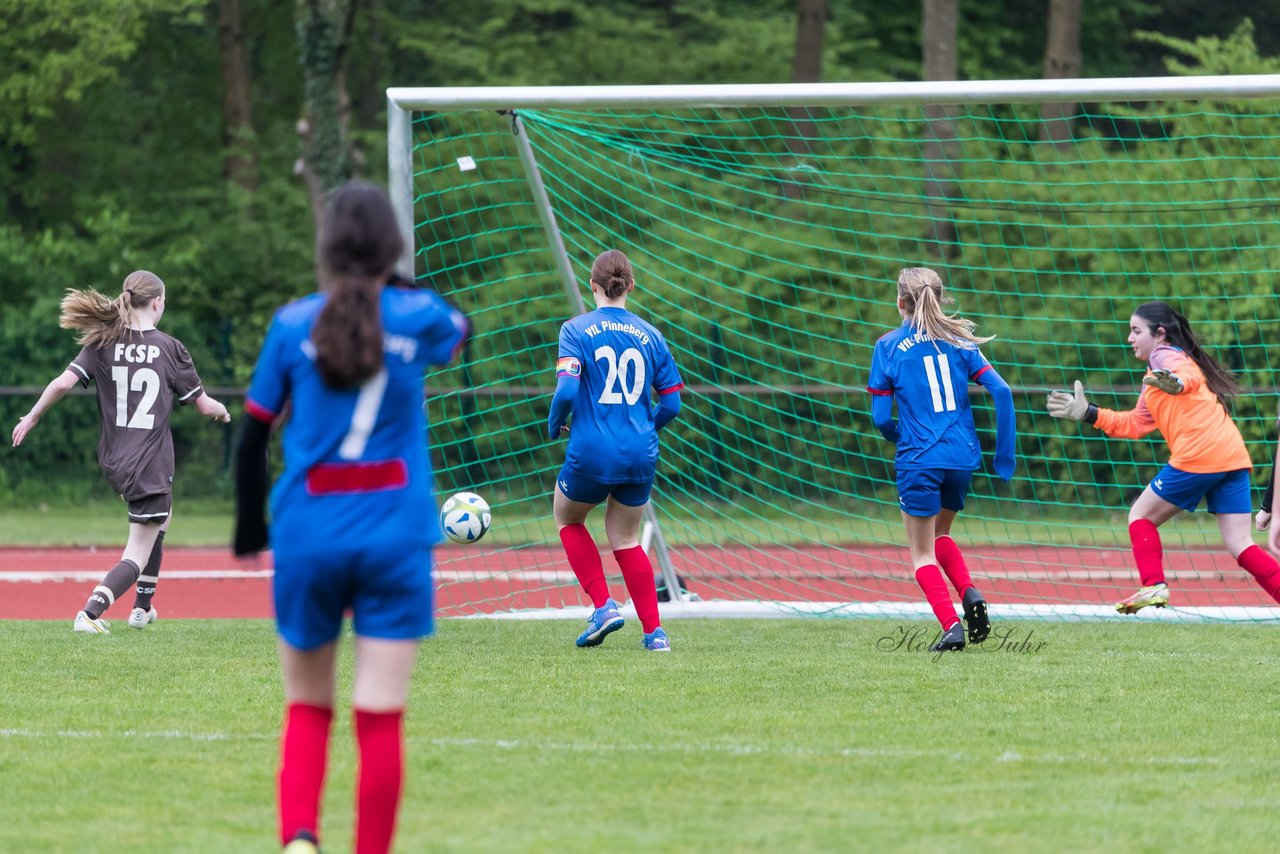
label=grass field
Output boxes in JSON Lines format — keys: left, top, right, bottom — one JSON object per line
{"left": 2, "top": 618, "right": 1278, "bottom": 853}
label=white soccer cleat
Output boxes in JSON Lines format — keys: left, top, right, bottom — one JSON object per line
{"left": 127, "top": 607, "right": 158, "bottom": 629}
{"left": 74, "top": 611, "right": 110, "bottom": 635}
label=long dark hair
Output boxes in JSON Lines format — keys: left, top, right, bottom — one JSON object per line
{"left": 311, "top": 181, "right": 405, "bottom": 388}
{"left": 1134, "top": 301, "right": 1239, "bottom": 405}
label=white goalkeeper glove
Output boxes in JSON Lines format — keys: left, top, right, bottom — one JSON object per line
{"left": 1046, "top": 380, "right": 1098, "bottom": 424}
{"left": 1143, "top": 369, "right": 1185, "bottom": 395}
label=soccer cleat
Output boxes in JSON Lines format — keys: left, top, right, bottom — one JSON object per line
{"left": 575, "top": 598, "right": 625, "bottom": 647}
{"left": 73, "top": 611, "right": 110, "bottom": 635}
{"left": 929, "top": 622, "right": 966, "bottom": 653}
{"left": 962, "top": 588, "right": 990, "bottom": 644}
{"left": 127, "top": 607, "right": 158, "bottom": 629}
{"left": 282, "top": 830, "right": 320, "bottom": 853}
{"left": 1114, "top": 583, "right": 1169, "bottom": 614}
{"left": 642, "top": 627, "right": 671, "bottom": 652}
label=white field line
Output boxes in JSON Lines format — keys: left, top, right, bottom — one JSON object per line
{"left": 0, "top": 728, "right": 1227, "bottom": 767}
{"left": 0, "top": 569, "right": 576, "bottom": 583}
{"left": 0, "top": 568, "right": 1249, "bottom": 583}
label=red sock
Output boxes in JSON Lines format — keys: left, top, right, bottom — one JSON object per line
{"left": 615, "top": 546, "right": 661, "bottom": 633}
{"left": 560, "top": 524, "right": 610, "bottom": 608}
{"left": 1128, "top": 519, "right": 1166, "bottom": 587}
{"left": 934, "top": 535, "right": 974, "bottom": 598}
{"left": 915, "top": 564, "right": 959, "bottom": 630}
{"left": 354, "top": 708, "right": 404, "bottom": 854}
{"left": 1237, "top": 545, "right": 1280, "bottom": 604}
{"left": 278, "top": 702, "right": 333, "bottom": 846}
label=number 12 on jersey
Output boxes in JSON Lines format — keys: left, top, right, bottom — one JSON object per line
{"left": 922, "top": 353, "right": 957, "bottom": 413}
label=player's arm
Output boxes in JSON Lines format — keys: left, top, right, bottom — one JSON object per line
{"left": 1259, "top": 437, "right": 1278, "bottom": 531}
{"left": 652, "top": 388, "right": 681, "bottom": 431}
{"left": 12, "top": 369, "right": 79, "bottom": 447}
{"left": 974, "top": 364, "right": 1016, "bottom": 481}
{"left": 867, "top": 341, "right": 898, "bottom": 442}
{"left": 233, "top": 411, "right": 272, "bottom": 555}
{"left": 1047, "top": 380, "right": 1156, "bottom": 439}
{"left": 548, "top": 325, "right": 583, "bottom": 439}
{"left": 193, "top": 392, "right": 232, "bottom": 423}
{"left": 869, "top": 391, "right": 898, "bottom": 443}
{"left": 548, "top": 374, "right": 578, "bottom": 438}
{"left": 1270, "top": 434, "right": 1280, "bottom": 557}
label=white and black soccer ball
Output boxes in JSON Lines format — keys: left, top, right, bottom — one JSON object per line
{"left": 440, "top": 491, "right": 491, "bottom": 544}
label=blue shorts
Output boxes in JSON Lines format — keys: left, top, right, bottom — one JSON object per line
{"left": 556, "top": 464, "right": 652, "bottom": 507}
{"left": 897, "top": 468, "right": 972, "bottom": 517}
{"left": 273, "top": 546, "right": 434, "bottom": 650}
{"left": 1150, "top": 465, "right": 1251, "bottom": 514}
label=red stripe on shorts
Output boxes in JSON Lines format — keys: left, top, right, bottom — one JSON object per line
{"left": 306, "top": 459, "right": 409, "bottom": 495}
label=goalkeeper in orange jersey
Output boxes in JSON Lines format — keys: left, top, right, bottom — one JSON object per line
{"left": 1047, "top": 301, "right": 1280, "bottom": 613}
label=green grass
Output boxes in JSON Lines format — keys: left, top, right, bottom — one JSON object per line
{"left": 2, "top": 619, "right": 1278, "bottom": 852}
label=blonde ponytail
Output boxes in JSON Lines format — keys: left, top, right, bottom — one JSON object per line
{"left": 60, "top": 270, "right": 164, "bottom": 347}
{"left": 897, "top": 267, "right": 992, "bottom": 348}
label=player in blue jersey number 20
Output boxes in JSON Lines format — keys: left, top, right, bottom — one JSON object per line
{"left": 548, "top": 250, "right": 684, "bottom": 652}
{"left": 234, "top": 182, "right": 467, "bottom": 854}
{"left": 867, "top": 268, "right": 1016, "bottom": 652}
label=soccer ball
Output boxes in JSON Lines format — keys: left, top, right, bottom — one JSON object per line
{"left": 440, "top": 492, "right": 491, "bottom": 544}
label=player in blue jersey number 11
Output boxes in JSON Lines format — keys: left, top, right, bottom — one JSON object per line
{"left": 867, "top": 268, "right": 1016, "bottom": 652}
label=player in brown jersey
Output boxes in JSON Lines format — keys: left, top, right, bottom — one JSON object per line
{"left": 12, "top": 270, "right": 231, "bottom": 633}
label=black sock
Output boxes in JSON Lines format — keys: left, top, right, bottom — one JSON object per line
{"left": 133, "top": 531, "right": 165, "bottom": 612}
{"left": 83, "top": 559, "right": 141, "bottom": 619}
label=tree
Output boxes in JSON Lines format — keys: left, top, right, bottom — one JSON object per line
{"left": 921, "top": 0, "right": 960, "bottom": 261}
{"left": 1040, "top": 0, "right": 1083, "bottom": 147}
{"left": 783, "top": 0, "right": 828, "bottom": 201}
{"left": 295, "top": 0, "right": 358, "bottom": 235}
{"left": 218, "top": 0, "right": 258, "bottom": 191}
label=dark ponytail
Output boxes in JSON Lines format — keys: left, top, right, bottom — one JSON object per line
{"left": 1134, "top": 301, "right": 1240, "bottom": 405}
{"left": 311, "top": 182, "right": 405, "bottom": 388}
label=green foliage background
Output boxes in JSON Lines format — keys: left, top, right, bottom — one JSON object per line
{"left": 2, "top": 0, "right": 1279, "bottom": 507}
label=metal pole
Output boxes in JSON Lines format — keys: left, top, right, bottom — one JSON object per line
{"left": 386, "top": 98, "right": 416, "bottom": 279}
{"left": 508, "top": 111, "right": 687, "bottom": 603}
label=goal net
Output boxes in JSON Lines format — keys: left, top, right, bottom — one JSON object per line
{"left": 388, "top": 77, "right": 1280, "bottom": 623}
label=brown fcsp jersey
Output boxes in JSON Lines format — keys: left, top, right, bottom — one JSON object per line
{"left": 69, "top": 330, "right": 204, "bottom": 500}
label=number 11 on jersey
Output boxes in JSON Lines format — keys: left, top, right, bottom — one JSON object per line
{"left": 922, "top": 353, "right": 956, "bottom": 413}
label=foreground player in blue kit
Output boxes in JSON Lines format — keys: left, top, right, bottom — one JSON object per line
{"left": 867, "top": 268, "right": 1016, "bottom": 652}
{"left": 548, "top": 249, "right": 684, "bottom": 651}
{"left": 234, "top": 182, "right": 467, "bottom": 854}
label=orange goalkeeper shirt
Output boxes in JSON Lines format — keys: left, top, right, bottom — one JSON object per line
{"left": 1092, "top": 345, "right": 1251, "bottom": 474}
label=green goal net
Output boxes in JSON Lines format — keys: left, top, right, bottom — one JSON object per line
{"left": 391, "top": 78, "right": 1280, "bottom": 623}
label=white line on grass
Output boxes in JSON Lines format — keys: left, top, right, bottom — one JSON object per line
{"left": 0, "top": 728, "right": 1225, "bottom": 766}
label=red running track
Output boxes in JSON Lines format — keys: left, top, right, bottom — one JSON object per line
{"left": 0, "top": 543, "right": 1274, "bottom": 620}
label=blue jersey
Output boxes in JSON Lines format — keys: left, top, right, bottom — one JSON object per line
{"left": 246, "top": 285, "right": 467, "bottom": 557}
{"left": 556, "top": 306, "right": 683, "bottom": 482}
{"left": 867, "top": 323, "right": 993, "bottom": 471}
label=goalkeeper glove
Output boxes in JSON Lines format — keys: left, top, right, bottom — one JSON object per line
{"left": 1046, "top": 380, "right": 1099, "bottom": 424}
{"left": 1143, "top": 369, "right": 1185, "bottom": 395}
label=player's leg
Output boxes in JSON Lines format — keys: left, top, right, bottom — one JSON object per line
{"left": 351, "top": 637, "right": 418, "bottom": 854}
{"left": 934, "top": 472, "right": 989, "bottom": 643}
{"left": 74, "top": 517, "right": 163, "bottom": 633}
{"left": 1209, "top": 470, "right": 1280, "bottom": 604}
{"left": 273, "top": 551, "right": 348, "bottom": 851}
{"left": 1116, "top": 474, "right": 1186, "bottom": 613}
{"left": 899, "top": 469, "right": 963, "bottom": 650}
{"left": 554, "top": 471, "right": 624, "bottom": 646}
{"left": 604, "top": 485, "right": 667, "bottom": 651}
{"left": 347, "top": 546, "right": 432, "bottom": 854}
{"left": 130, "top": 505, "right": 171, "bottom": 628}
{"left": 278, "top": 639, "right": 338, "bottom": 851}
